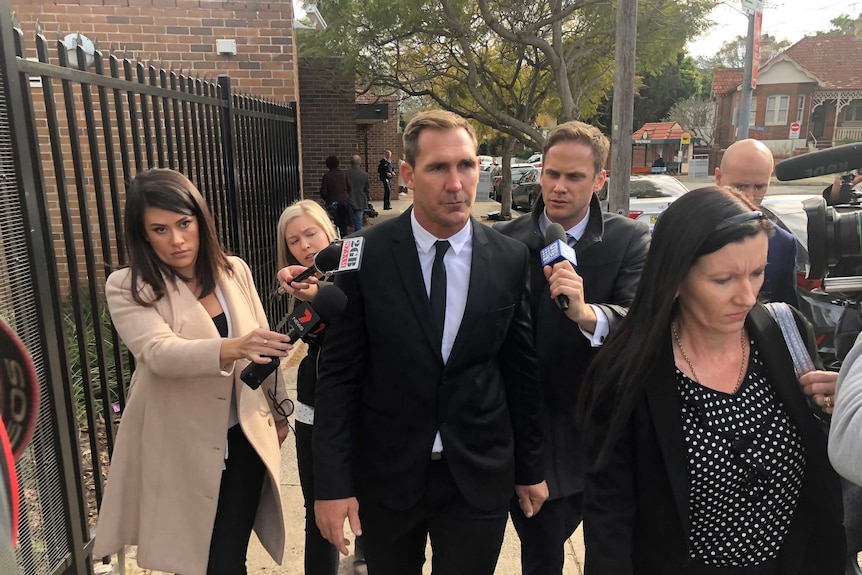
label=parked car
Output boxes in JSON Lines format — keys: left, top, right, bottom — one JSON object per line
{"left": 478, "top": 155, "right": 494, "bottom": 171}
{"left": 597, "top": 174, "right": 689, "bottom": 233}
{"left": 527, "top": 152, "right": 542, "bottom": 166}
{"left": 491, "top": 163, "right": 534, "bottom": 201}
{"left": 512, "top": 167, "right": 541, "bottom": 210}
{"left": 760, "top": 194, "right": 844, "bottom": 367}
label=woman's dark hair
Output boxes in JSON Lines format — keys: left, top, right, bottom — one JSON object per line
{"left": 325, "top": 155, "right": 340, "bottom": 170}
{"left": 578, "top": 186, "right": 773, "bottom": 467}
{"left": 124, "top": 168, "right": 232, "bottom": 306}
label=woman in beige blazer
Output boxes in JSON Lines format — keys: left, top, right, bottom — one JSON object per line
{"left": 93, "top": 169, "right": 292, "bottom": 575}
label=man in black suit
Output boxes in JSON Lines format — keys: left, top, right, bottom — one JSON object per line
{"left": 496, "top": 120, "right": 650, "bottom": 575}
{"left": 313, "top": 110, "right": 548, "bottom": 575}
{"left": 377, "top": 149, "right": 395, "bottom": 210}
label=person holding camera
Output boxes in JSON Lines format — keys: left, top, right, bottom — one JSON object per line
{"left": 580, "top": 187, "right": 845, "bottom": 574}
{"left": 93, "top": 168, "right": 292, "bottom": 575}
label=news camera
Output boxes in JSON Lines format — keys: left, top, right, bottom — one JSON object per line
{"left": 775, "top": 143, "right": 862, "bottom": 362}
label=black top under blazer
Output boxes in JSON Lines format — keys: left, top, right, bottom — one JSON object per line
{"left": 583, "top": 305, "right": 845, "bottom": 575}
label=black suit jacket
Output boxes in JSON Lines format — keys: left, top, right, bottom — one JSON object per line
{"left": 314, "top": 210, "right": 544, "bottom": 511}
{"left": 583, "top": 305, "right": 845, "bottom": 574}
{"left": 495, "top": 195, "right": 649, "bottom": 499}
{"left": 764, "top": 225, "right": 799, "bottom": 307}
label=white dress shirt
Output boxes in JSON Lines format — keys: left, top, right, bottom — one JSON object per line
{"left": 411, "top": 212, "right": 473, "bottom": 454}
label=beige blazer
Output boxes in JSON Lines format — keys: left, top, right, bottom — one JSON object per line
{"left": 93, "top": 256, "right": 287, "bottom": 575}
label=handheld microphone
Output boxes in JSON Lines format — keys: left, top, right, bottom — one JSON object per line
{"left": 541, "top": 222, "right": 577, "bottom": 311}
{"left": 241, "top": 283, "right": 348, "bottom": 389}
{"left": 287, "top": 237, "right": 366, "bottom": 285}
{"left": 774, "top": 143, "right": 862, "bottom": 181}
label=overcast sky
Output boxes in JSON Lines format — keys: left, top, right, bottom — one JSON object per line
{"left": 687, "top": 0, "right": 862, "bottom": 59}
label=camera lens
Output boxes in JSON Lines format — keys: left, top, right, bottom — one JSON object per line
{"left": 804, "top": 197, "right": 862, "bottom": 279}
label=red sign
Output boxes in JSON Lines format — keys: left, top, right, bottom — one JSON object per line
{"left": 751, "top": 11, "right": 763, "bottom": 89}
{"left": 790, "top": 122, "right": 801, "bottom": 133}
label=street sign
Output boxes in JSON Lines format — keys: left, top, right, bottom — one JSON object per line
{"left": 789, "top": 122, "right": 801, "bottom": 139}
{"left": 681, "top": 133, "right": 691, "bottom": 145}
{"left": 741, "top": 0, "right": 764, "bottom": 14}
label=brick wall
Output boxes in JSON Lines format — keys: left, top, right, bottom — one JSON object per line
{"left": 297, "top": 57, "right": 356, "bottom": 201}
{"left": 297, "top": 57, "right": 402, "bottom": 203}
{"left": 12, "top": 0, "right": 299, "bottom": 102}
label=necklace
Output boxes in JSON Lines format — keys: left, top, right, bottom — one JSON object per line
{"left": 672, "top": 322, "right": 748, "bottom": 394}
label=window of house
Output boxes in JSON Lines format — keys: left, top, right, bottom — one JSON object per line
{"left": 765, "top": 95, "right": 789, "bottom": 125}
{"left": 750, "top": 100, "right": 757, "bottom": 126}
{"left": 796, "top": 95, "right": 805, "bottom": 123}
{"left": 845, "top": 101, "right": 862, "bottom": 122}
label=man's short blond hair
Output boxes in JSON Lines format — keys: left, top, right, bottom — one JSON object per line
{"left": 403, "top": 110, "right": 478, "bottom": 166}
{"left": 542, "top": 121, "right": 609, "bottom": 177}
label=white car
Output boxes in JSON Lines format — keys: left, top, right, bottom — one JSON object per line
{"left": 478, "top": 155, "right": 494, "bottom": 170}
{"left": 527, "top": 153, "right": 542, "bottom": 165}
{"left": 597, "top": 174, "right": 689, "bottom": 233}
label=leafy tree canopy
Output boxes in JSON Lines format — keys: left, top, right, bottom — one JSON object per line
{"left": 817, "top": 13, "right": 858, "bottom": 35}
{"left": 299, "top": 0, "right": 717, "bottom": 152}
{"left": 696, "top": 33, "right": 790, "bottom": 70}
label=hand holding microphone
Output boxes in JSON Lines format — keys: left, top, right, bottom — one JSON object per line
{"left": 278, "top": 238, "right": 365, "bottom": 296}
{"left": 241, "top": 283, "right": 348, "bottom": 389}
{"left": 541, "top": 223, "right": 577, "bottom": 311}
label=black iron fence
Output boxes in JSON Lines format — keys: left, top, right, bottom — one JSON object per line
{"left": 0, "top": 5, "right": 300, "bottom": 573}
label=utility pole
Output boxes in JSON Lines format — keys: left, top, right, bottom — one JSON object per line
{"left": 737, "top": 11, "right": 755, "bottom": 141}
{"left": 609, "top": 0, "right": 637, "bottom": 216}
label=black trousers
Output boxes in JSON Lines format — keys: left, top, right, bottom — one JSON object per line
{"left": 358, "top": 457, "right": 508, "bottom": 575}
{"left": 382, "top": 179, "right": 393, "bottom": 209}
{"left": 509, "top": 492, "right": 583, "bottom": 575}
{"left": 295, "top": 421, "right": 340, "bottom": 575}
{"left": 206, "top": 424, "right": 266, "bottom": 575}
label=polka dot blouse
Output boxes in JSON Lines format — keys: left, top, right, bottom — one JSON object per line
{"left": 676, "top": 338, "right": 806, "bottom": 568}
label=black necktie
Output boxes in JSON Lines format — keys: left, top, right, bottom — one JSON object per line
{"left": 430, "top": 240, "right": 451, "bottom": 343}
{"left": 567, "top": 233, "right": 576, "bottom": 248}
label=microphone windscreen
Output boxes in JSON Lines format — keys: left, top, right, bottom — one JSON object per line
{"left": 312, "top": 242, "right": 344, "bottom": 274}
{"left": 774, "top": 143, "right": 862, "bottom": 181}
{"left": 545, "top": 222, "right": 568, "bottom": 245}
{"left": 312, "top": 283, "right": 348, "bottom": 322}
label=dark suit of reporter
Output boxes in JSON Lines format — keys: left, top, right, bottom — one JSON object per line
{"left": 496, "top": 120, "right": 649, "bottom": 575}
{"left": 313, "top": 110, "right": 546, "bottom": 575}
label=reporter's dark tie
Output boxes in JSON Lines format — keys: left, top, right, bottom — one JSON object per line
{"left": 430, "top": 240, "right": 451, "bottom": 343}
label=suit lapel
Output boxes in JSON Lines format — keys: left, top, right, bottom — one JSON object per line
{"left": 391, "top": 209, "right": 443, "bottom": 362}
{"left": 644, "top": 338, "right": 691, "bottom": 535}
{"left": 446, "top": 218, "right": 489, "bottom": 367}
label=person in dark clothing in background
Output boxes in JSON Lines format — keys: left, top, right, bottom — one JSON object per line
{"left": 377, "top": 150, "right": 395, "bottom": 210}
{"left": 321, "top": 155, "right": 352, "bottom": 237}
{"left": 346, "top": 155, "right": 371, "bottom": 232}
{"left": 496, "top": 120, "right": 650, "bottom": 575}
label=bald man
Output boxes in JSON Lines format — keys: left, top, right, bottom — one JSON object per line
{"left": 715, "top": 139, "right": 798, "bottom": 306}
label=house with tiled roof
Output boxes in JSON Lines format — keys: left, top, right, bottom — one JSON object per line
{"left": 712, "top": 33, "right": 862, "bottom": 157}
{"left": 631, "top": 122, "right": 695, "bottom": 172}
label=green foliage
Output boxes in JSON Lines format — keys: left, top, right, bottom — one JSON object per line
{"left": 696, "top": 33, "right": 791, "bottom": 70}
{"left": 817, "top": 14, "right": 857, "bottom": 35}
{"left": 300, "top": 0, "right": 717, "bottom": 151}
{"left": 63, "top": 287, "right": 129, "bottom": 428}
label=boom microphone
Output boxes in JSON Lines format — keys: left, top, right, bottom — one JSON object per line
{"left": 774, "top": 143, "right": 862, "bottom": 181}
{"left": 241, "top": 283, "right": 348, "bottom": 389}
{"left": 541, "top": 222, "right": 577, "bottom": 311}
{"left": 289, "top": 237, "right": 366, "bottom": 285}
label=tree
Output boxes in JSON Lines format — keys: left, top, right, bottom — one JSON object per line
{"left": 696, "top": 33, "right": 790, "bottom": 69}
{"left": 301, "top": 0, "right": 716, "bottom": 151}
{"left": 817, "top": 14, "right": 857, "bottom": 35}
{"left": 664, "top": 97, "right": 715, "bottom": 147}
{"left": 591, "top": 52, "right": 707, "bottom": 132}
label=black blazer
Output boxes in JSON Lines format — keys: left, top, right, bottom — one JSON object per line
{"left": 313, "top": 210, "right": 544, "bottom": 511}
{"left": 583, "top": 305, "right": 845, "bottom": 575}
{"left": 496, "top": 195, "right": 649, "bottom": 499}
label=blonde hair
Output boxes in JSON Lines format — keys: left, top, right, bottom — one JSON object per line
{"left": 403, "top": 110, "right": 478, "bottom": 166}
{"left": 276, "top": 200, "right": 337, "bottom": 268}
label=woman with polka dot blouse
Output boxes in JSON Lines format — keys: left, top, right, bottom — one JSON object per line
{"left": 579, "top": 187, "right": 844, "bottom": 574}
